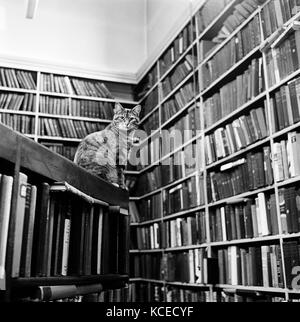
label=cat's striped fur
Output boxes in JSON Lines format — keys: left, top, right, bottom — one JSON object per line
{"left": 74, "top": 103, "right": 141, "bottom": 189}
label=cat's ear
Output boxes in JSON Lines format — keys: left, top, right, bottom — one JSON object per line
{"left": 131, "top": 105, "right": 141, "bottom": 117}
{"left": 114, "top": 102, "right": 124, "bottom": 114}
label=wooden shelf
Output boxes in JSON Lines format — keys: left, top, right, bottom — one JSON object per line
{"left": 11, "top": 274, "right": 128, "bottom": 289}
{"left": 0, "top": 123, "right": 128, "bottom": 208}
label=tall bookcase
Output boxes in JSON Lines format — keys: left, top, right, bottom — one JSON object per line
{"left": 128, "top": 0, "right": 300, "bottom": 302}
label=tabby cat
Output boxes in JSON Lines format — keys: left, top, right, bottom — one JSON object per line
{"left": 74, "top": 103, "right": 141, "bottom": 189}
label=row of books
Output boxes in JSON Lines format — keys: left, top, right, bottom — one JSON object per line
{"left": 39, "top": 117, "right": 105, "bottom": 138}
{"left": 39, "top": 96, "right": 114, "bottom": 119}
{"left": 210, "top": 193, "right": 278, "bottom": 242}
{"left": 141, "top": 109, "right": 159, "bottom": 136}
{"left": 164, "top": 249, "right": 207, "bottom": 284}
{"left": 42, "top": 143, "right": 78, "bottom": 161}
{"left": 139, "top": 136, "right": 160, "bottom": 167}
{"left": 217, "top": 244, "right": 284, "bottom": 287}
{"left": 270, "top": 77, "right": 300, "bottom": 132}
{"left": 161, "top": 143, "right": 201, "bottom": 186}
{"left": 0, "top": 68, "right": 36, "bottom": 89}
{"left": 261, "top": 0, "right": 300, "bottom": 38}
{"left": 196, "top": 0, "right": 232, "bottom": 35}
{"left": 205, "top": 106, "right": 269, "bottom": 164}
{"left": 134, "top": 166, "right": 162, "bottom": 196}
{"left": 0, "top": 113, "right": 35, "bottom": 134}
{"left": 40, "top": 73, "right": 113, "bottom": 98}
{"left": 279, "top": 186, "right": 300, "bottom": 234}
{"left": 0, "top": 93, "right": 36, "bottom": 112}
{"left": 273, "top": 133, "right": 300, "bottom": 182}
{"left": 140, "top": 87, "right": 159, "bottom": 118}
{"left": 207, "top": 149, "right": 273, "bottom": 202}
{"left": 128, "top": 283, "right": 164, "bottom": 302}
{"left": 283, "top": 239, "right": 300, "bottom": 288}
{"left": 161, "top": 54, "right": 196, "bottom": 98}
{"left": 162, "top": 103, "right": 201, "bottom": 139}
{"left": 266, "top": 26, "right": 300, "bottom": 87}
{"left": 131, "top": 223, "right": 162, "bottom": 250}
{"left": 166, "top": 287, "right": 210, "bottom": 302}
{"left": 129, "top": 194, "right": 162, "bottom": 223}
{"left": 163, "top": 175, "right": 201, "bottom": 215}
{"left": 135, "top": 65, "right": 158, "bottom": 100}
{"left": 130, "top": 254, "right": 162, "bottom": 280}
{"left": 212, "top": 0, "right": 264, "bottom": 43}
{"left": 201, "top": 15, "right": 261, "bottom": 89}
{"left": 164, "top": 212, "right": 206, "bottom": 248}
{"left": 203, "top": 58, "right": 265, "bottom": 128}
{"left": 216, "top": 291, "right": 285, "bottom": 302}
{"left": 0, "top": 174, "right": 119, "bottom": 278}
{"left": 162, "top": 107, "right": 202, "bottom": 155}
{"left": 159, "top": 22, "right": 195, "bottom": 76}
{"left": 162, "top": 80, "right": 196, "bottom": 122}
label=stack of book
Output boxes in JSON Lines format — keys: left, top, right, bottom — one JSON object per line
{"left": 0, "top": 68, "right": 36, "bottom": 89}
{"left": 166, "top": 287, "right": 210, "bottom": 302}
{"left": 42, "top": 143, "right": 78, "bottom": 161}
{"left": 163, "top": 176, "right": 199, "bottom": 215}
{"left": 39, "top": 97, "right": 114, "bottom": 120}
{"left": 207, "top": 149, "right": 273, "bottom": 202}
{"left": 161, "top": 53, "right": 196, "bottom": 97}
{"left": 212, "top": 0, "right": 265, "bottom": 43}
{"left": 159, "top": 22, "right": 194, "bottom": 76}
{"left": 201, "top": 15, "right": 261, "bottom": 90}
{"left": 0, "top": 113, "right": 35, "bottom": 134}
{"left": 71, "top": 100, "right": 113, "bottom": 119}
{"left": 283, "top": 239, "right": 300, "bottom": 288}
{"left": 278, "top": 186, "right": 300, "bottom": 234}
{"left": 129, "top": 283, "right": 164, "bottom": 302}
{"left": 203, "top": 58, "right": 265, "bottom": 128}
{"left": 205, "top": 106, "right": 269, "bottom": 164}
{"left": 163, "top": 249, "right": 207, "bottom": 284}
{"left": 217, "top": 244, "right": 284, "bottom": 287}
{"left": 162, "top": 80, "right": 195, "bottom": 119}
{"left": 140, "top": 88, "right": 159, "bottom": 118}
{"left": 141, "top": 109, "right": 159, "bottom": 136}
{"left": 0, "top": 93, "right": 36, "bottom": 111}
{"left": 135, "top": 166, "right": 162, "bottom": 196}
{"left": 273, "top": 132, "right": 300, "bottom": 181}
{"left": 210, "top": 193, "right": 278, "bottom": 242}
{"left": 196, "top": 0, "right": 232, "bottom": 35}
{"left": 129, "top": 194, "right": 162, "bottom": 223}
{"left": 39, "top": 118, "right": 106, "bottom": 138}
{"left": 265, "top": 25, "right": 300, "bottom": 87}
{"left": 135, "top": 65, "right": 158, "bottom": 100}
{"left": 130, "top": 253, "right": 162, "bottom": 280}
{"left": 164, "top": 211, "right": 206, "bottom": 247}
{"left": 131, "top": 223, "right": 162, "bottom": 250}
{"left": 0, "top": 175, "right": 121, "bottom": 279}
{"left": 261, "top": 0, "right": 300, "bottom": 38}
{"left": 270, "top": 78, "right": 300, "bottom": 132}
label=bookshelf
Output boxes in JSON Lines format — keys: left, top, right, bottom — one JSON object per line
{"left": 0, "top": 64, "right": 138, "bottom": 162}
{"left": 0, "top": 122, "right": 129, "bottom": 302}
{"left": 128, "top": 0, "right": 300, "bottom": 302}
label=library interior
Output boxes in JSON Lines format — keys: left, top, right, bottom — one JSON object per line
{"left": 0, "top": 0, "right": 300, "bottom": 303}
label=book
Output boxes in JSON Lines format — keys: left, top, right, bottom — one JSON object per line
{"left": 11, "top": 172, "right": 28, "bottom": 278}
{"left": 0, "top": 175, "right": 13, "bottom": 288}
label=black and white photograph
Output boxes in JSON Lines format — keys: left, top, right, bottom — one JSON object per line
{"left": 0, "top": 0, "right": 300, "bottom": 313}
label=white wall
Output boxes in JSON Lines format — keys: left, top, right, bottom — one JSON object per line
{"left": 0, "top": 0, "right": 205, "bottom": 82}
{"left": 0, "top": 0, "right": 147, "bottom": 80}
{"left": 140, "top": 0, "right": 204, "bottom": 78}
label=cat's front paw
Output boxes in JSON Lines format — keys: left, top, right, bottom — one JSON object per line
{"left": 112, "top": 183, "right": 120, "bottom": 188}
